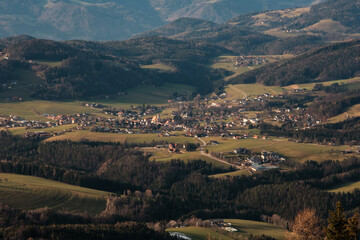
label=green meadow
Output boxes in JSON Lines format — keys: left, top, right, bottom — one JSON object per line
{"left": 328, "top": 181, "right": 360, "bottom": 193}
{"left": 204, "top": 137, "right": 353, "bottom": 163}
{"left": 0, "top": 173, "right": 107, "bottom": 215}
{"left": 167, "top": 219, "right": 287, "bottom": 240}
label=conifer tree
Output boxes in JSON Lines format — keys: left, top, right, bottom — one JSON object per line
{"left": 326, "top": 201, "right": 350, "bottom": 240}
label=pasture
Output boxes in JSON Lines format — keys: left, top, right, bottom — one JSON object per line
{"left": 45, "top": 131, "right": 198, "bottom": 144}
{"left": 209, "top": 169, "right": 252, "bottom": 178}
{"left": 225, "top": 219, "right": 287, "bottom": 240}
{"left": 0, "top": 173, "right": 107, "bottom": 215}
{"left": 0, "top": 100, "right": 104, "bottom": 122}
{"left": 7, "top": 124, "right": 78, "bottom": 135}
{"left": 328, "top": 181, "right": 360, "bottom": 193}
{"left": 204, "top": 137, "right": 354, "bottom": 163}
{"left": 167, "top": 226, "right": 233, "bottom": 240}
{"left": 167, "top": 219, "right": 287, "bottom": 240}
{"left": 285, "top": 77, "right": 360, "bottom": 91}
{"left": 226, "top": 84, "right": 284, "bottom": 98}
{"left": 94, "top": 83, "right": 194, "bottom": 107}
{"left": 140, "top": 63, "right": 175, "bottom": 72}
{"left": 143, "top": 147, "right": 230, "bottom": 168}
{"left": 0, "top": 83, "right": 194, "bottom": 121}
{"left": 327, "top": 104, "right": 360, "bottom": 123}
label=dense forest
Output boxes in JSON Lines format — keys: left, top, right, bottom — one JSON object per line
{"left": 1, "top": 131, "right": 360, "bottom": 225}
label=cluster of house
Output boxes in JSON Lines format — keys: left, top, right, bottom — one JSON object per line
{"left": 42, "top": 113, "right": 96, "bottom": 127}
{"left": 233, "top": 56, "right": 270, "bottom": 67}
{"left": 243, "top": 150, "right": 285, "bottom": 171}
{"left": 100, "top": 105, "right": 165, "bottom": 119}
{"left": 209, "top": 219, "right": 238, "bottom": 232}
{"left": 0, "top": 115, "right": 56, "bottom": 129}
{"left": 3, "top": 96, "right": 23, "bottom": 102}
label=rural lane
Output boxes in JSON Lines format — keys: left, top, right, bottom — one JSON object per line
{"left": 195, "top": 137, "right": 241, "bottom": 169}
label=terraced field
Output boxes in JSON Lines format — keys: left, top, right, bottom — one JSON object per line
{"left": 0, "top": 173, "right": 107, "bottom": 215}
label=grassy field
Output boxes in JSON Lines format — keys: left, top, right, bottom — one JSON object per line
{"left": 0, "top": 83, "right": 194, "bottom": 121}
{"left": 167, "top": 226, "right": 233, "bottom": 240}
{"left": 226, "top": 84, "right": 284, "bottom": 98}
{"left": 327, "top": 104, "right": 360, "bottom": 123}
{"left": 328, "top": 181, "right": 360, "bottom": 193}
{"left": 209, "top": 169, "right": 252, "bottom": 178}
{"left": 226, "top": 219, "right": 287, "bottom": 240}
{"left": 140, "top": 63, "right": 175, "bottom": 72}
{"left": 35, "top": 60, "right": 62, "bottom": 68}
{"left": 204, "top": 137, "right": 353, "bottom": 163}
{"left": 167, "top": 219, "right": 287, "bottom": 240}
{"left": 211, "top": 57, "right": 254, "bottom": 81}
{"left": 7, "top": 124, "right": 78, "bottom": 135}
{"left": 285, "top": 77, "right": 360, "bottom": 91}
{"left": 143, "top": 147, "right": 230, "bottom": 168}
{"left": 93, "top": 83, "right": 194, "bottom": 107}
{"left": 264, "top": 28, "right": 304, "bottom": 38}
{"left": 45, "top": 131, "right": 198, "bottom": 144}
{"left": 0, "top": 173, "right": 107, "bottom": 215}
{"left": 303, "top": 19, "right": 347, "bottom": 33}
{"left": 0, "top": 100, "right": 105, "bottom": 122}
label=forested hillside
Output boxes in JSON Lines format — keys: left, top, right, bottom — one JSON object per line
{"left": 229, "top": 39, "right": 360, "bottom": 86}
{"left": 1, "top": 36, "right": 231, "bottom": 99}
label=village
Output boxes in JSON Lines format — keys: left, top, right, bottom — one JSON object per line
{"left": 0, "top": 88, "right": 331, "bottom": 174}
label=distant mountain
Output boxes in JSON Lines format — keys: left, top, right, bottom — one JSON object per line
{"left": 138, "top": 0, "right": 359, "bottom": 55}
{"left": 0, "top": 0, "right": 163, "bottom": 41}
{"left": 0, "top": 0, "right": 318, "bottom": 41}
{"left": 150, "top": 0, "right": 317, "bottom": 23}
{"left": 229, "top": 39, "right": 360, "bottom": 86}
{"left": 229, "top": 0, "right": 360, "bottom": 37}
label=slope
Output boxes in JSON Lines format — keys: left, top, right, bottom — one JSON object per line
{"left": 0, "top": 173, "right": 106, "bottom": 215}
{"left": 229, "top": 39, "right": 360, "bottom": 86}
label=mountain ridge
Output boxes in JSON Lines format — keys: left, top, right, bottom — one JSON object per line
{"left": 0, "top": 0, "right": 319, "bottom": 41}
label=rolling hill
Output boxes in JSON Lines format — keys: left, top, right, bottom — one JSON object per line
{"left": 0, "top": 173, "right": 106, "bottom": 215}
{"left": 0, "top": 36, "right": 231, "bottom": 99}
{"left": 229, "top": 39, "right": 360, "bottom": 86}
{"left": 229, "top": 0, "right": 360, "bottom": 38}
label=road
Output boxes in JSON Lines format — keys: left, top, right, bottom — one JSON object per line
{"left": 195, "top": 137, "right": 241, "bottom": 169}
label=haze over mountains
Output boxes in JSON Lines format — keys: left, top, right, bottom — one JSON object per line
{"left": 0, "top": 0, "right": 319, "bottom": 40}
